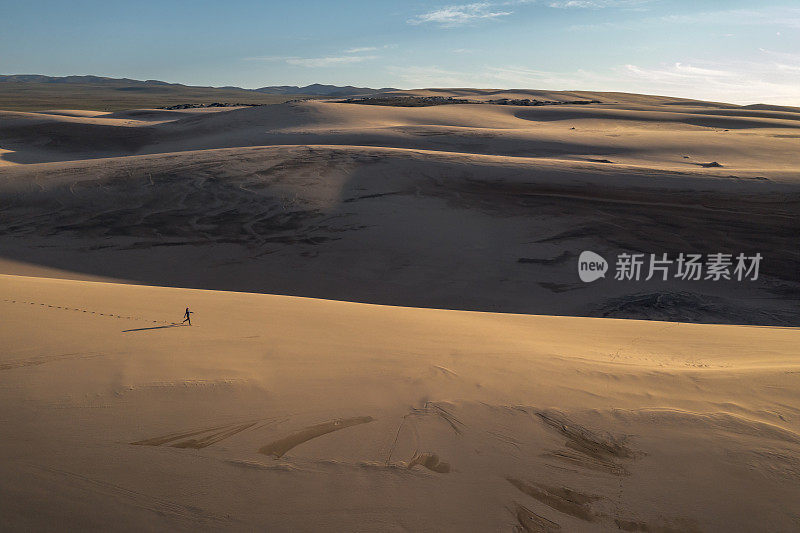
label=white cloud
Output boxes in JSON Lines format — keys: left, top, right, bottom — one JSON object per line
{"left": 569, "top": 6, "right": 800, "bottom": 32}
{"left": 758, "top": 48, "right": 800, "bottom": 69}
{"left": 623, "top": 62, "right": 736, "bottom": 81}
{"left": 345, "top": 47, "right": 378, "bottom": 53}
{"left": 408, "top": 3, "right": 512, "bottom": 27}
{"left": 548, "top": 0, "right": 649, "bottom": 7}
{"left": 244, "top": 45, "right": 393, "bottom": 67}
{"left": 408, "top": 0, "right": 650, "bottom": 29}
{"left": 612, "top": 59, "right": 800, "bottom": 105}
{"left": 242, "top": 55, "right": 298, "bottom": 62}
{"left": 386, "top": 57, "right": 800, "bottom": 106}
{"left": 345, "top": 44, "right": 398, "bottom": 53}
{"left": 286, "top": 56, "right": 377, "bottom": 68}
{"left": 659, "top": 7, "right": 800, "bottom": 29}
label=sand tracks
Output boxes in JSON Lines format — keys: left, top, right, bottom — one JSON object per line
{"left": 513, "top": 502, "right": 562, "bottom": 532}
{"left": 0, "top": 352, "right": 104, "bottom": 371}
{"left": 259, "top": 416, "right": 374, "bottom": 458}
{"left": 534, "top": 409, "right": 635, "bottom": 476}
{"left": 132, "top": 415, "right": 376, "bottom": 458}
{"left": 508, "top": 478, "right": 600, "bottom": 522}
{"left": 132, "top": 421, "right": 259, "bottom": 449}
{"left": 124, "top": 400, "right": 783, "bottom": 531}
{"left": 1, "top": 297, "right": 173, "bottom": 328}
{"left": 507, "top": 476, "right": 697, "bottom": 532}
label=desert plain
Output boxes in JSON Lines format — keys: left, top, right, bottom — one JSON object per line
{"left": 0, "top": 89, "right": 799, "bottom": 531}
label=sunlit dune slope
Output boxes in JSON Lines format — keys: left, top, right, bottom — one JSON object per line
{"left": 1, "top": 274, "right": 798, "bottom": 531}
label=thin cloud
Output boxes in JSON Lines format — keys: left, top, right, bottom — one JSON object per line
{"left": 659, "top": 7, "right": 800, "bottom": 29}
{"left": 244, "top": 45, "right": 391, "bottom": 67}
{"left": 408, "top": 3, "right": 512, "bottom": 27}
{"left": 570, "top": 6, "right": 800, "bottom": 32}
{"left": 407, "top": 0, "right": 648, "bottom": 29}
{"left": 242, "top": 55, "right": 299, "bottom": 62}
{"left": 345, "top": 44, "right": 397, "bottom": 53}
{"left": 548, "top": 0, "right": 650, "bottom": 7}
{"left": 286, "top": 56, "right": 377, "bottom": 67}
{"left": 386, "top": 58, "right": 800, "bottom": 105}
{"left": 623, "top": 62, "right": 736, "bottom": 80}
{"left": 762, "top": 49, "right": 800, "bottom": 73}
{"left": 616, "top": 61, "right": 800, "bottom": 104}
{"left": 387, "top": 65, "right": 475, "bottom": 86}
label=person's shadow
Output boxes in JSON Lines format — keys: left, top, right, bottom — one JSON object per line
{"left": 122, "top": 323, "right": 188, "bottom": 333}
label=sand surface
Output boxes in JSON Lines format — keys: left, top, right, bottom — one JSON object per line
{"left": 0, "top": 91, "right": 798, "bottom": 324}
{"left": 1, "top": 273, "right": 799, "bottom": 531}
{"left": 1, "top": 89, "right": 799, "bottom": 530}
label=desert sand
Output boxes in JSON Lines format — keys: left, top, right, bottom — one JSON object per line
{"left": 0, "top": 90, "right": 797, "bottom": 324}
{"left": 1, "top": 90, "right": 799, "bottom": 531}
{"left": 1, "top": 274, "right": 799, "bottom": 531}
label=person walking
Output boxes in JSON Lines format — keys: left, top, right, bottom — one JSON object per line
{"left": 181, "top": 307, "right": 193, "bottom": 326}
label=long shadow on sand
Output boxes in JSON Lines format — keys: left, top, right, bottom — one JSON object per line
{"left": 122, "top": 323, "right": 187, "bottom": 333}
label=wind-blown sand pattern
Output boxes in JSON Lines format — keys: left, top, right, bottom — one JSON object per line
{"left": 0, "top": 90, "right": 799, "bottom": 531}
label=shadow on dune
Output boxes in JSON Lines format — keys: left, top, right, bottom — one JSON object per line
{"left": 0, "top": 143, "right": 798, "bottom": 326}
{"left": 1, "top": 98, "right": 799, "bottom": 326}
{"left": 0, "top": 119, "right": 157, "bottom": 164}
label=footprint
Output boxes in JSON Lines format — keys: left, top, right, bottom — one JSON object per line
{"left": 1, "top": 352, "right": 104, "bottom": 371}
{"left": 408, "top": 453, "right": 450, "bottom": 473}
{"left": 259, "top": 416, "right": 374, "bottom": 458}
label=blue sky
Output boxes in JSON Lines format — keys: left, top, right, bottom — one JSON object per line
{"left": 2, "top": 0, "right": 799, "bottom": 104}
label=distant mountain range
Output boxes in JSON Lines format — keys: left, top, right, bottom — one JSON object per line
{"left": 253, "top": 84, "right": 397, "bottom": 96}
{"left": 0, "top": 75, "right": 395, "bottom": 96}
{"left": 0, "top": 75, "right": 183, "bottom": 86}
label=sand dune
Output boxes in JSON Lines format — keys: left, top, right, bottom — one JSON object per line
{"left": 1, "top": 274, "right": 799, "bottom": 531}
{"left": 1, "top": 89, "right": 799, "bottom": 530}
{"left": 1, "top": 92, "right": 798, "bottom": 324}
